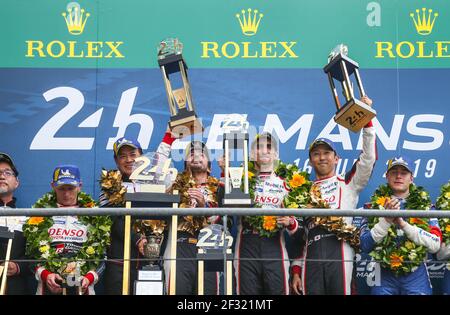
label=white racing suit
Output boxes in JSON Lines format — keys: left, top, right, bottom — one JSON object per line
{"left": 34, "top": 216, "right": 104, "bottom": 295}
{"left": 292, "top": 123, "right": 377, "bottom": 295}
{"left": 234, "top": 172, "right": 298, "bottom": 295}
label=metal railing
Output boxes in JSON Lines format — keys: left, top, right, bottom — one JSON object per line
{"left": 1, "top": 207, "right": 449, "bottom": 217}
{"left": 1, "top": 207, "right": 449, "bottom": 295}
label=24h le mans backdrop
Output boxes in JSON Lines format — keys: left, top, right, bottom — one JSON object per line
{"left": 0, "top": 0, "right": 449, "bottom": 294}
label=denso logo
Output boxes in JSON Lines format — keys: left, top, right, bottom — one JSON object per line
{"left": 48, "top": 228, "right": 85, "bottom": 237}
{"left": 255, "top": 195, "right": 280, "bottom": 204}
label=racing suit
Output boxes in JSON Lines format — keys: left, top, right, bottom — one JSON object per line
{"left": 235, "top": 171, "right": 298, "bottom": 295}
{"left": 154, "top": 133, "right": 221, "bottom": 295}
{"left": 34, "top": 215, "right": 105, "bottom": 295}
{"left": 291, "top": 122, "right": 377, "bottom": 295}
{"left": 360, "top": 198, "right": 442, "bottom": 295}
{"left": 163, "top": 180, "right": 222, "bottom": 295}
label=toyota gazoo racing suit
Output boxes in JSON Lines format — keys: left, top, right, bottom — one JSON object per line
{"left": 234, "top": 171, "right": 298, "bottom": 295}
{"left": 34, "top": 216, "right": 105, "bottom": 295}
{"left": 291, "top": 122, "right": 377, "bottom": 295}
{"left": 360, "top": 199, "right": 442, "bottom": 295}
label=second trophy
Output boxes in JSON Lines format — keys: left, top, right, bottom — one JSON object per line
{"left": 158, "top": 38, "right": 203, "bottom": 137}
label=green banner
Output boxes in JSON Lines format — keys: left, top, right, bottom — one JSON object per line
{"left": 1, "top": 0, "right": 449, "bottom": 68}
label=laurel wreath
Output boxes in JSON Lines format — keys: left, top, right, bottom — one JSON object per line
{"left": 22, "top": 191, "right": 112, "bottom": 276}
{"left": 245, "top": 161, "right": 329, "bottom": 237}
{"left": 436, "top": 181, "right": 450, "bottom": 245}
{"left": 99, "top": 169, "right": 127, "bottom": 206}
{"left": 368, "top": 183, "right": 432, "bottom": 275}
{"left": 170, "top": 170, "right": 219, "bottom": 235}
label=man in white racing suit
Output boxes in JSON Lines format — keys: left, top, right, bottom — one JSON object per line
{"left": 291, "top": 96, "right": 377, "bottom": 295}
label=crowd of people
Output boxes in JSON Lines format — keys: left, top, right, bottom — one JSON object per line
{"left": 1, "top": 96, "right": 450, "bottom": 295}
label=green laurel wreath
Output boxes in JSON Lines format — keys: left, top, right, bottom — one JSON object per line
{"left": 245, "top": 161, "right": 324, "bottom": 237}
{"left": 22, "top": 191, "right": 112, "bottom": 276}
{"left": 368, "top": 184, "right": 432, "bottom": 275}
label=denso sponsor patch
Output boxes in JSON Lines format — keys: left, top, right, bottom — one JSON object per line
{"left": 48, "top": 216, "right": 88, "bottom": 242}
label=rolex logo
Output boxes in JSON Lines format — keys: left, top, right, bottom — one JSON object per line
{"left": 410, "top": 8, "right": 438, "bottom": 36}
{"left": 62, "top": 2, "right": 90, "bottom": 35}
{"left": 236, "top": 8, "right": 263, "bottom": 36}
{"left": 200, "top": 7, "right": 298, "bottom": 59}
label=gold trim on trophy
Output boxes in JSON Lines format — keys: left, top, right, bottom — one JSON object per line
{"left": 324, "top": 44, "right": 376, "bottom": 133}
{"left": 158, "top": 38, "right": 203, "bottom": 137}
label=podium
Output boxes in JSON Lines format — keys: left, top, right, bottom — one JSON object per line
{"left": 196, "top": 224, "right": 233, "bottom": 295}
{"left": 122, "top": 192, "right": 179, "bottom": 295}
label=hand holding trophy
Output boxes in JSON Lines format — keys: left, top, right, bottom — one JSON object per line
{"left": 323, "top": 44, "right": 376, "bottom": 132}
{"left": 158, "top": 38, "right": 203, "bottom": 137}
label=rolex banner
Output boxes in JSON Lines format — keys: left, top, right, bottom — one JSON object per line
{"left": 1, "top": 0, "right": 449, "bottom": 294}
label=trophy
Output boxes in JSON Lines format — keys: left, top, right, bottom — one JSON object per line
{"left": 222, "top": 114, "right": 251, "bottom": 206}
{"left": 323, "top": 44, "right": 376, "bottom": 132}
{"left": 129, "top": 152, "right": 178, "bottom": 193}
{"left": 133, "top": 220, "right": 166, "bottom": 295}
{"left": 57, "top": 261, "right": 82, "bottom": 295}
{"left": 196, "top": 224, "right": 234, "bottom": 295}
{"left": 127, "top": 152, "right": 178, "bottom": 295}
{"left": 158, "top": 38, "right": 203, "bottom": 137}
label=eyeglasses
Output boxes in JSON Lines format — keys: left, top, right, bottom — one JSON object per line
{"left": 0, "top": 169, "right": 15, "bottom": 177}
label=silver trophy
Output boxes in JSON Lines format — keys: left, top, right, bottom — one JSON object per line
{"left": 222, "top": 114, "right": 251, "bottom": 206}
{"left": 135, "top": 220, "right": 166, "bottom": 268}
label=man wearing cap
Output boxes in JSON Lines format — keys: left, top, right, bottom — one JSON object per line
{"left": 292, "top": 96, "right": 377, "bottom": 295}
{"left": 100, "top": 137, "right": 146, "bottom": 295}
{"left": 0, "top": 153, "right": 29, "bottom": 294}
{"left": 162, "top": 138, "right": 223, "bottom": 295}
{"left": 234, "top": 132, "right": 298, "bottom": 295}
{"left": 359, "top": 156, "right": 441, "bottom": 295}
{"left": 24, "top": 165, "right": 109, "bottom": 295}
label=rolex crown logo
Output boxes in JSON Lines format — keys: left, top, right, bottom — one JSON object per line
{"left": 236, "top": 8, "right": 263, "bottom": 36}
{"left": 410, "top": 8, "right": 438, "bottom": 36}
{"left": 62, "top": 3, "right": 90, "bottom": 35}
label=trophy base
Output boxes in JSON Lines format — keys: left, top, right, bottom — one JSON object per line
{"left": 139, "top": 265, "right": 163, "bottom": 281}
{"left": 135, "top": 266, "right": 164, "bottom": 295}
{"left": 170, "top": 114, "right": 203, "bottom": 137}
{"left": 334, "top": 99, "right": 376, "bottom": 133}
{"left": 133, "top": 183, "right": 166, "bottom": 193}
{"left": 60, "top": 284, "right": 82, "bottom": 295}
{"left": 223, "top": 190, "right": 251, "bottom": 207}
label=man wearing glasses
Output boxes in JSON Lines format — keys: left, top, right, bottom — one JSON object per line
{"left": 0, "top": 152, "right": 29, "bottom": 294}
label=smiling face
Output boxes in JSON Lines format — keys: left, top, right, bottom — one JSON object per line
{"left": 0, "top": 162, "right": 19, "bottom": 198}
{"left": 114, "top": 146, "right": 141, "bottom": 178}
{"left": 386, "top": 165, "right": 413, "bottom": 195}
{"left": 309, "top": 145, "right": 338, "bottom": 179}
{"left": 251, "top": 137, "right": 278, "bottom": 171}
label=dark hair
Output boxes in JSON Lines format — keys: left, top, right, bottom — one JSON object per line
{"left": 251, "top": 132, "right": 279, "bottom": 152}
{"left": 184, "top": 141, "right": 211, "bottom": 172}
